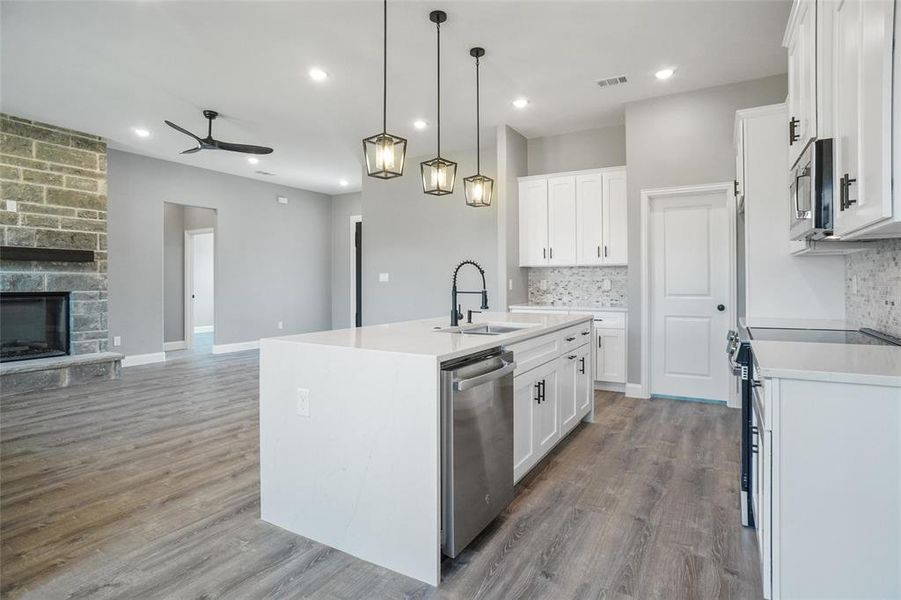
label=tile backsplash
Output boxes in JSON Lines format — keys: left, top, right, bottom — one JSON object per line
{"left": 845, "top": 238, "right": 900, "bottom": 337}
{"left": 527, "top": 266, "right": 628, "bottom": 307}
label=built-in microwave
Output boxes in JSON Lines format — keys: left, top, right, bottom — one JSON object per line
{"left": 789, "top": 138, "right": 833, "bottom": 240}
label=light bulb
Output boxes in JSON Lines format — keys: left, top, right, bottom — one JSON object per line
{"left": 376, "top": 139, "right": 395, "bottom": 170}
{"left": 431, "top": 165, "right": 446, "bottom": 188}
{"left": 472, "top": 182, "right": 483, "bottom": 201}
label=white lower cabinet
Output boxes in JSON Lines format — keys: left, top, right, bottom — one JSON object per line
{"left": 510, "top": 324, "right": 592, "bottom": 483}
{"left": 595, "top": 327, "right": 625, "bottom": 384}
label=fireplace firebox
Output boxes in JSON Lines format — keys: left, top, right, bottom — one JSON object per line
{"left": 0, "top": 292, "right": 70, "bottom": 362}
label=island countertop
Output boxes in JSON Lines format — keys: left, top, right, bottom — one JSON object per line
{"left": 262, "top": 311, "right": 592, "bottom": 362}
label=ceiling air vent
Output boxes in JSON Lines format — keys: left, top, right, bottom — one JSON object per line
{"left": 596, "top": 75, "right": 628, "bottom": 88}
{"left": 255, "top": 170, "right": 276, "bottom": 176}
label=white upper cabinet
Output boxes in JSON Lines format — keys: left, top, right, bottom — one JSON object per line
{"left": 832, "top": 0, "right": 897, "bottom": 238}
{"left": 518, "top": 179, "right": 549, "bottom": 266}
{"left": 547, "top": 176, "right": 577, "bottom": 265}
{"left": 602, "top": 170, "right": 628, "bottom": 265}
{"left": 519, "top": 167, "right": 628, "bottom": 266}
{"left": 785, "top": 0, "right": 818, "bottom": 167}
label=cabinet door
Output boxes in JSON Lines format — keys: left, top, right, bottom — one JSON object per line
{"left": 558, "top": 354, "right": 579, "bottom": 434}
{"left": 576, "top": 173, "right": 604, "bottom": 265}
{"left": 787, "top": 0, "right": 817, "bottom": 167}
{"left": 601, "top": 170, "right": 628, "bottom": 264}
{"left": 519, "top": 179, "right": 549, "bottom": 266}
{"left": 535, "top": 363, "right": 560, "bottom": 457}
{"left": 575, "top": 343, "right": 592, "bottom": 418}
{"left": 547, "top": 176, "right": 577, "bottom": 265}
{"left": 833, "top": 0, "right": 895, "bottom": 237}
{"left": 595, "top": 328, "right": 625, "bottom": 383}
{"left": 513, "top": 372, "right": 540, "bottom": 482}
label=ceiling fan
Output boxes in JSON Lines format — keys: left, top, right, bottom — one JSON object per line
{"left": 164, "top": 110, "right": 273, "bottom": 155}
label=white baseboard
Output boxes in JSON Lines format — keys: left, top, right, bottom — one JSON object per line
{"left": 212, "top": 340, "right": 260, "bottom": 354}
{"left": 593, "top": 381, "right": 626, "bottom": 393}
{"left": 163, "top": 341, "right": 186, "bottom": 351}
{"left": 122, "top": 352, "right": 166, "bottom": 367}
{"left": 194, "top": 325, "right": 214, "bottom": 334}
{"left": 625, "top": 382, "right": 649, "bottom": 399}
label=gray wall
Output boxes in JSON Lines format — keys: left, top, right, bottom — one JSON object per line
{"left": 624, "top": 74, "right": 788, "bottom": 384}
{"left": 330, "top": 191, "right": 362, "bottom": 329}
{"left": 527, "top": 125, "right": 626, "bottom": 175}
{"left": 361, "top": 147, "right": 499, "bottom": 326}
{"left": 163, "top": 202, "right": 185, "bottom": 343}
{"left": 107, "top": 150, "right": 331, "bottom": 356}
{"left": 496, "top": 125, "right": 529, "bottom": 309}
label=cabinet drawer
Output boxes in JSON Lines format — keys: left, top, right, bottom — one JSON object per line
{"left": 589, "top": 313, "right": 625, "bottom": 329}
{"left": 560, "top": 322, "right": 592, "bottom": 353}
{"left": 507, "top": 333, "right": 560, "bottom": 376}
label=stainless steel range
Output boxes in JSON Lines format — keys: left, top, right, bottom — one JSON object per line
{"left": 726, "top": 322, "right": 901, "bottom": 528}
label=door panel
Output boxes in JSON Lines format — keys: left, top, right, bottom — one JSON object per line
{"left": 650, "top": 189, "right": 731, "bottom": 402}
{"left": 595, "top": 328, "right": 625, "bottom": 383}
{"left": 559, "top": 354, "right": 578, "bottom": 434}
{"left": 576, "top": 174, "right": 604, "bottom": 265}
{"left": 575, "top": 344, "right": 592, "bottom": 416}
{"left": 519, "top": 180, "right": 548, "bottom": 266}
{"left": 547, "top": 176, "right": 577, "bottom": 265}
{"left": 535, "top": 365, "right": 559, "bottom": 456}
{"left": 833, "top": 0, "right": 860, "bottom": 230}
{"left": 513, "top": 373, "right": 538, "bottom": 480}
{"left": 602, "top": 170, "right": 628, "bottom": 264}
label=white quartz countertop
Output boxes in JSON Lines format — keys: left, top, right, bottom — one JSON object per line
{"left": 263, "top": 312, "right": 592, "bottom": 362}
{"left": 752, "top": 339, "right": 901, "bottom": 387}
{"left": 509, "top": 304, "right": 628, "bottom": 313}
{"left": 739, "top": 316, "right": 852, "bottom": 330}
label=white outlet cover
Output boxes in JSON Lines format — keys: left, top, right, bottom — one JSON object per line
{"left": 277, "top": 321, "right": 284, "bottom": 329}
{"left": 379, "top": 272, "right": 389, "bottom": 282}
{"left": 296, "top": 388, "right": 310, "bottom": 417}
{"left": 113, "top": 336, "right": 121, "bottom": 346}
{"left": 508, "top": 279, "right": 513, "bottom": 291}
{"left": 6, "top": 200, "right": 17, "bottom": 212}
{"left": 601, "top": 279, "right": 612, "bottom": 292}
{"left": 277, "top": 196, "right": 288, "bottom": 205}
{"left": 540, "top": 279, "right": 548, "bottom": 290}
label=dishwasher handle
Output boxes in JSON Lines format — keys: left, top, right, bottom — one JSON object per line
{"left": 453, "top": 360, "right": 517, "bottom": 391}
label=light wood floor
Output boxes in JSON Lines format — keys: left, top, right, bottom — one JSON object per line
{"left": 1, "top": 349, "right": 761, "bottom": 599}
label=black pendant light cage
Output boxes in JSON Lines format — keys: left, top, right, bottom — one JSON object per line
{"left": 363, "top": 0, "right": 407, "bottom": 179}
{"left": 421, "top": 10, "right": 457, "bottom": 196}
{"left": 464, "top": 47, "right": 494, "bottom": 208}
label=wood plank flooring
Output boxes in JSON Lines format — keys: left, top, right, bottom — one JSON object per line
{"left": 1, "top": 349, "right": 761, "bottom": 599}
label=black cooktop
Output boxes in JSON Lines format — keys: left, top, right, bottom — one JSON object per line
{"left": 748, "top": 327, "right": 901, "bottom": 346}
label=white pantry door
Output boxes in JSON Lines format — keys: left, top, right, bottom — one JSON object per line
{"left": 649, "top": 189, "right": 731, "bottom": 402}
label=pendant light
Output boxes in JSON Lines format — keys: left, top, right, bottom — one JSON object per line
{"left": 421, "top": 10, "right": 457, "bottom": 196}
{"left": 362, "top": 0, "right": 406, "bottom": 179}
{"left": 463, "top": 47, "right": 494, "bottom": 208}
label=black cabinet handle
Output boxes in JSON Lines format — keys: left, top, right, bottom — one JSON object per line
{"left": 543, "top": 248, "right": 546, "bottom": 259}
{"left": 565, "top": 336, "right": 576, "bottom": 342}
{"left": 789, "top": 117, "right": 800, "bottom": 145}
{"left": 581, "top": 330, "right": 590, "bottom": 336}
{"left": 597, "top": 245, "right": 600, "bottom": 258}
{"left": 604, "top": 245, "right": 608, "bottom": 258}
{"left": 567, "top": 354, "right": 577, "bottom": 360}
{"left": 538, "top": 379, "right": 546, "bottom": 403}
{"left": 549, "top": 248, "right": 553, "bottom": 259}
{"left": 534, "top": 381, "right": 541, "bottom": 403}
{"left": 579, "top": 357, "right": 585, "bottom": 374}
{"left": 839, "top": 173, "right": 858, "bottom": 211}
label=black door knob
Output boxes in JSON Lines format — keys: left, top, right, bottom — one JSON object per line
{"left": 717, "top": 304, "right": 725, "bottom": 312}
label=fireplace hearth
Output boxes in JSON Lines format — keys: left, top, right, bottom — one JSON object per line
{"left": 0, "top": 292, "right": 70, "bottom": 362}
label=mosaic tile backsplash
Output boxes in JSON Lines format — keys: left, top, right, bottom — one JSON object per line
{"left": 845, "top": 238, "right": 901, "bottom": 337}
{"left": 527, "top": 266, "right": 628, "bottom": 307}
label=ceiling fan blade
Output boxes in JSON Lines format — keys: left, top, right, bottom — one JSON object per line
{"left": 165, "top": 120, "right": 203, "bottom": 142}
{"left": 181, "top": 146, "right": 202, "bottom": 154}
{"left": 214, "top": 140, "right": 274, "bottom": 155}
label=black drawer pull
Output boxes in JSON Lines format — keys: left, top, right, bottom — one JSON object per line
{"left": 565, "top": 336, "right": 576, "bottom": 342}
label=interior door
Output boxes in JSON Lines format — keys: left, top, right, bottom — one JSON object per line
{"left": 519, "top": 180, "right": 549, "bottom": 266}
{"left": 558, "top": 354, "right": 579, "bottom": 434}
{"left": 601, "top": 170, "right": 628, "bottom": 265}
{"left": 547, "top": 176, "right": 577, "bottom": 265}
{"left": 650, "top": 188, "right": 731, "bottom": 402}
{"left": 575, "top": 173, "right": 603, "bottom": 265}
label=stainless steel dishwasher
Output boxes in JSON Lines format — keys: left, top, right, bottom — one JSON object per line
{"left": 440, "top": 348, "right": 516, "bottom": 558}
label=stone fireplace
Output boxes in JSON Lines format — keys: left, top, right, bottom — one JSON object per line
{"left": 1, "top": 114, "right": 122, "bottom": 393}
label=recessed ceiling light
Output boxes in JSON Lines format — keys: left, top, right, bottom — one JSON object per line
{"left": 339, "top": 179, "right": 349, "bottom": 187}
{"left": 512, "top": 97, "right": 529, "bottom": 109}
{"left": 133, "top": 127, "right": 150, "bottom": 138}
{"left": 655, "top": 68, "right": 675, "bottom": 80}
{"left": 309, "top": 67, "right": 328, "bottom": 82}
{"left": 413, "top": 119, "right": 428, "bottom": 130}
{"left": 247, "top": 157, "right": 260, "bottom": 165}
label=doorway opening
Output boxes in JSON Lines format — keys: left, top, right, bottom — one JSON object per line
{"left": 350, "top": 215, "right": 362, "bottom": 328}
{"left": 163, "top": 203, "right": 217, "bottom": 357}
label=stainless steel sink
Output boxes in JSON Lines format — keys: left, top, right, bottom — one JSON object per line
{"left": 434, "top": 323, "right": 534, "bottom": 336}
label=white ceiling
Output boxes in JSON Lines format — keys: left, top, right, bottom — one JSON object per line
{"left": 1, "top": 0, "right": 790, "bottom": 195}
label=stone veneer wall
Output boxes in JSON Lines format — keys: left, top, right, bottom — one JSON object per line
{"left": 527, "top": 266, "right": 628, "bottom": 307}
{"left": 845, "top": 238, "right": 901, "bottom": 338}
{"left": 0, "top": 114, "right": 109, "bottom": 354}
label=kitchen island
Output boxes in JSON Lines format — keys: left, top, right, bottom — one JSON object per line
{"left": 259, "top": 311, "right": 593, "bottom": 586}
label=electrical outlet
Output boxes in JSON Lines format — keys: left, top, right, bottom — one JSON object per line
{"left": 379, "top": 272, "right": 389, "bottom": 282}
{"left": 508, "top": 279, "right": 513, "bottom": 291}
{"left": 851, "top": 275, "right": 859, "bottom": 295}
{"left": 277, "top": 196, "right": 288, "bottom": 205}
{"left": 601, "top": 278, "right": 612, "bottom": 292}
{"left": 277, "top": 321, "right": 284, "bottom": 330}
{"left": 113, "top": 336, "right": 121, "bottom": 347}
{"left": 540, "top": 279, "right": 548, "bottom": 291}
{"left": 5, "top": 200, "right": 17, "bottom": 212}
{"left": 296, "top": 388, "right": 310, "bottom": 417}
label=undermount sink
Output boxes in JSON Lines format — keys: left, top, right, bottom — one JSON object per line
{"left": 434, "top": 322, "right": 534, "bottom": 336}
